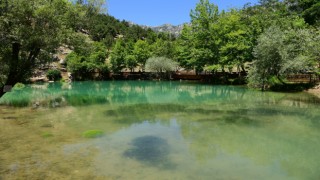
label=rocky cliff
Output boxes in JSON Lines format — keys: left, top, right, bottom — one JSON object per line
{"left": 130, "top": 22, "right": 186, "bottom": 37}
{"left": 150, "top": 24, "right": 185, "bottom": 36}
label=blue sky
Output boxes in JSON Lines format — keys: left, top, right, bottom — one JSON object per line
{"left": 107, "top": 0, "right": 259, "bottom": 26}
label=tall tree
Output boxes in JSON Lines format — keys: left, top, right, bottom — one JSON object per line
{"left": 285, "top": 0, "right": 320, "bottom": 26}
{"left": 248, "top": 26, "right": 318, "bottom": 90}
{"left": 110, "top": 39, "right": 127, "bottom": 73}
{"left": 132, "top": 40, "right": 151, "bottom": 71}
{"left": 0, "top": 0, "right": 106, "bottom": 97}
{"left": 189, "top": 0, "right": 220, "bottom": 73}
{"left": 216, "top": 10, "right": 252, "bottom": 73}
{"left": 66, "top": 41, "right": 109, "bottom": 80}
{"left": 151, "top": 39, "right": 175, "bottom": 59}
{"left": 0, "top": 0, "right": 72, "bottom": 96}
{"left": 175, "top": 24, "right": 194, "bottom": 70}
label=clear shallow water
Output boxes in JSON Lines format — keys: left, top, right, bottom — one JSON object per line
{"left": 0, "top": 81, "right": 320, "bottom": 179}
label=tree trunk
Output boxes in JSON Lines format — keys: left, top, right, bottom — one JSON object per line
{"left": 0, "top": 43, "right": 20, "bottom": 98}
{"left": 241, "top": 65, "right": 246, "bottom": 78}
{"left": 261, "top": 72, "right": 265, "bottom": 91}
{"left": 237, "top": 65, "right": 241, "bottom": 77}
{"left": 5, "top": 42, "right": 20, "bottom": 84}
{"left": 241, "top": 65, "right": 246, "bottom": 73}
{"left": 0, "top": 86, "right": 5, "bottom": 98}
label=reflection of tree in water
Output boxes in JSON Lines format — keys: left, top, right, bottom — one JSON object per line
{"left": 2, "top": 81, "right": 320, "bottom": 111}
{"left": 179, "top": 106, "right": 320, "bottom": 179}
{"left": 1, "top": 81, "right": 248, "bottom": 107}
{"left": 124, "top": 136, "right": 175, "bottom": 169}
{"left": 105, "top": 103, "right": 186, "bottom": 124}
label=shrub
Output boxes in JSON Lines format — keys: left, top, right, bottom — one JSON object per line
{"left": 145, "top": 57, "right": 178, "bottom": 73}
{"left": 13, "top": 82, "right": 25, "bottom": 90}
{"left": 46, "top": 69, "right": 62, "bottom": 81}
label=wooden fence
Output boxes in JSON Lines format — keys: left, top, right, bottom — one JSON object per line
{"left": 286, "top": 74, "right": 319, "bottom": 83}
{"left": 99, "top": 72, "right": 320, "bottom": 83}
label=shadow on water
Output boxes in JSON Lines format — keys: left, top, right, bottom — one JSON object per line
{"left": 187, "top": 107, "right": 308, "bottom": 116}
{"left": 195, "top": 107, "right": 320, "bottom": 127}
{"left": 220, "top": 116, "right": 263, "bottom": 126}
{"left": 123, "top": 136, "right": 175, "bottom": 169}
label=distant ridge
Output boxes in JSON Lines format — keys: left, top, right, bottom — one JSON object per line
{"left": 129, "top": 22, "right": 186, "bottom": 36}
{"left": 149, "top": 24, "right": 186, "bottom": 36}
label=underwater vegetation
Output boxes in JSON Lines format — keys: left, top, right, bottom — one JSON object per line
{"left": 13, "top": 83, "right": 25, "bottom": 90}
{"left": 82, "top": 130, "right": 104, "bottom": 138}
{"left": 41, "top": 132, "right": 54, "bottom": 138}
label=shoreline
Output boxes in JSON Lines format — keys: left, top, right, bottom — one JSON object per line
{"left": 305, "top": 84, "right": 320, "bottom": 98}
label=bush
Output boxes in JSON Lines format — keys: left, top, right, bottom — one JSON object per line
{"left": 145, "top": 57, "right": 178, "bottom": 73}
{"left": 46, "top": 69, "right": 62, "bottom": 81}
{"left": 13, "top": 82, "right": 25, "bottom": 90}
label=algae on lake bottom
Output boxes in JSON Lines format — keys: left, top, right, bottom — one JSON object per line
{"left": 82, "top": 130, "right": 104, "bottom": 138}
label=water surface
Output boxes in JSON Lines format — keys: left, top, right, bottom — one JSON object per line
{"left": 0, "top": 81, "right": 320, "bottom": 179}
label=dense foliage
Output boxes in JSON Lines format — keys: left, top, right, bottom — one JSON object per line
{"left": 46, "top": 69, "right": 62, "bottom": 81}
{"left": 145, "top": 57, "right": 178, "bottom": 73}
{"left": 0, "top": 0, "right": 81, "bottom": 96}
{"left": 66, "top": 41, "right": 110, "bottom": 80}
{"left": 248, "top": 27, "right": 319, "bottom": 89}
{"left": 173, "top": 0, "right": 320, "bottom": 88}
{"left": 1, "top": 0, "right": 320, "bottom": 96}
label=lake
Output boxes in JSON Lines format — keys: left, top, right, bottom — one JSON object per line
{"left": 0, "top": 81, "right": 320, "bottom": 179}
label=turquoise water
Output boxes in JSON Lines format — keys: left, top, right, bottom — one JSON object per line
{"left": 0, "top": 81, "right": 320, "bottom": 179}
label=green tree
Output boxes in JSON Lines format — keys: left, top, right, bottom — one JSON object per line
{"left": 0, "top": 0, "right": 78, "bottom": 97}
{"left": 132, "top": 40, "right": 151, "bottom": 71}
{"left": 151, "top": 39, "right": 175, "bottom": 59}
{"left": 145, "top": 57, "right": 178, "bottom": 74}
{"left": 66, "top": 41, "right": 108, "bottom": 80}
{"left": 285, "top": 0, "right": 320, "bottom": 26}
{"left": 189, "top": 0, "right": 220, "bottom": 73}
{"left": 175, "top": 24, "right": 194, "bottom": 70}
{"left": 248, "top": 26, "right": 318, "bottom": 90}
{"left": 238, "top": 0, "right": 307, "bottom": 78}
{"left": 216, "top": 10, "right": 252, "bottom": 73}
{"left": 110, "top": 39, "right": 127, "bottom": 73}
{"left": 46, "top": 69, "right": 62, "bottom": 81}
{"left": 66, "top": 52, "right": 83, "bottom": 74}
{"left": 125, "top": 55, "right": 137, "bottom": 72}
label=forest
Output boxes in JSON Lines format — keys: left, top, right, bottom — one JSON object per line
{"left": 1, "top": 0, "right": 320, "bottom": 96}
